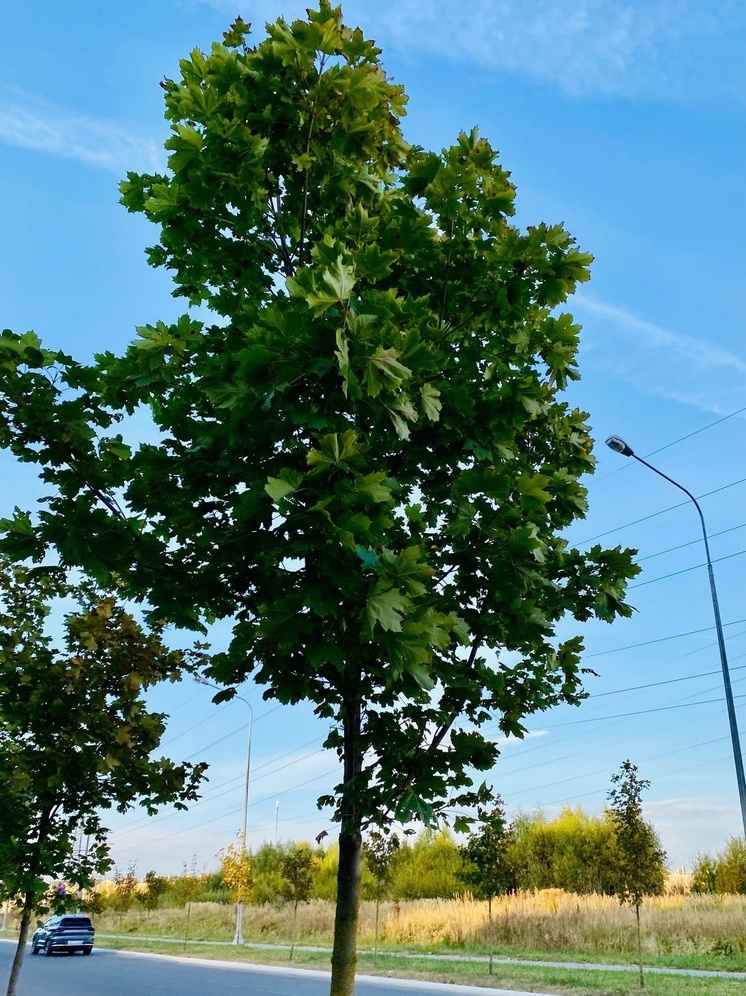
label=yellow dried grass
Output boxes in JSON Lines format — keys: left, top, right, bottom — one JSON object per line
{"left": 91, "top": 890, "right": 746, "bottom": 958}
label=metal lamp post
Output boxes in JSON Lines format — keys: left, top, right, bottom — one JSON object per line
{"left": 194, "top": 675, "right": 253, "bottom": 944}
{"left": 605, "top": 435, "right": 746, "bottom": 838}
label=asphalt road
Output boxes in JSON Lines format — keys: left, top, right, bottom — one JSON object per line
{"left": 0, "top": 942, "right": 552, "bottom": 996}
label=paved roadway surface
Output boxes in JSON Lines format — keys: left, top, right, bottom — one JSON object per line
{"left": 0, "top": 942, "right": 553, "bottom": 996}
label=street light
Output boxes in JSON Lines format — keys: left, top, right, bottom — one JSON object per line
{"left": 194, "top": 674, "right": 253, "bottom": 944}
{"left": 605, "top": 435, "right": 746, "bottom": 838}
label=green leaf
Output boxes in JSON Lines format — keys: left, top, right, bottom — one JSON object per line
{"left": 420, "top": 383, "right": 442, "bottom": 421}
{"left": 355, "top": 473, "right": 392, "bottom": 504}
{"left": 366, "top": 587, "right": 412, "bottom": 633}
{"left": 355, "top": 546, "right": 379, "bottom": 569}
{"left": 265, "top": 477, "right": 298, "bottom": 504}
{"left": 405, "top": 661, "right": 434, "bottom": 691}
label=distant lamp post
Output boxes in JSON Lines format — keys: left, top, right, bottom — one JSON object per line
{"left": 194, "top": 674, "right": 253, "bottom": 944}
{"left": 605, "top": 435, "right": 746, "bottom": 838}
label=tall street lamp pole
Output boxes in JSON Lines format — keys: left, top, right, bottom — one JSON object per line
{"left": 194, "top": 675, "right": 253, "bottom": 944}
{"left": 606, "top": 435, "right": 746, "bottom": 838}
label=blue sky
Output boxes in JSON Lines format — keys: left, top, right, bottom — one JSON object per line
{"left": 1, "top": 1, "right": 744, "bottom": 876}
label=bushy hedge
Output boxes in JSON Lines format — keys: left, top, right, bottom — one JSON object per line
{"left": 692, "top": 837, "right": 746, "bottom": 894}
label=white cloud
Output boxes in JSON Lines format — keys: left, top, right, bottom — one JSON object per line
{"left": 575, "top": 296, "right": 746, "bottom": 415}
{"left": 199, "top": 0, "right": 744, "bottom": 101}
{"left": 0, "top": 86, "right": 162, "bottom": 173}
{"left": 489, "top": 729, "right": 549, "bottom": 747}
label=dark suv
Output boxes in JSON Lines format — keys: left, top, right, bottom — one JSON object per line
{"left": 31, "top": 914, "right": 95, "bottom": 956}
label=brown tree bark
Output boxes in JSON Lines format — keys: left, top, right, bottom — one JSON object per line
{"left": 330, "top": 827, "right": 362, "bottom": 996}
{"left": 635, "top": 903, "right": 644, "bottom": 988}
{"left": 330, "top": 692, "right": 363, "bottom": 996}
{"left": 5, "top": 893, "right": 34, "bottom": 996}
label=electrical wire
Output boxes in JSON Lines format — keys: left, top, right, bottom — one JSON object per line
{"left": 634, "top": 522, "right": 746, "bottom": 563}
{"left": 628, "top": 550, "right": 746, "bottom": 589}
{"left": 595, "top": 406, "right": 746, "bottom": 482}
{"left": 578, "top": 477, "right": 746, "bottom": 546}
{"left": 583, "top": 618, "right": 746, "bottom": 659}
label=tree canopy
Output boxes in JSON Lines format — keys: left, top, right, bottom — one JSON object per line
{"left": 0, "top": 4, "right": 639, "bottom": 992}
{"left": 0, "top": 560, "right": 206, "bottom": 996}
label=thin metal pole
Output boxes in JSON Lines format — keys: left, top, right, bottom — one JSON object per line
{"left": 233, "top": 700, "right": 253, "bottom": 946}
{"left": 194, "top": 676, "right": 253, "bottom": 945}
{"left": 631, "top": 452, "right": 746, "bottom": 838}
{"left": 274, "top": 799, "right": 280, "bottom": 845}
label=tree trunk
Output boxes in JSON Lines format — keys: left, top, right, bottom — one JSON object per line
{"left": 373, "top": 880, "right": 381, "bottom": 967}
{"left": 635, "top": 903, "right": 644, "bottom": 988}
{"left": 290, "top": 900, "right": 298, "bottom": 960}
{"left": 5, "top": 893, "right": 34, "bottom": 996}
{"left": 488, "top": 895, "right": 493, "bottom": 976}
{"left": 331, "top": 828, "right": 362, "bottom": 996}
{"left": 330, "top": 693, "right": 363, "bottom": 996}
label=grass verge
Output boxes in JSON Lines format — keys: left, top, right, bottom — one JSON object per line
{"left": 97, "top": 937, "right": 746, "bottom": 996}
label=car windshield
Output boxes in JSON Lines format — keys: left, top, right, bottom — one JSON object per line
{"left": 60, "top": 917, "right": 92, "bottom": 926}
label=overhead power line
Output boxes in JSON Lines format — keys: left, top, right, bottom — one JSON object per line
{"left": 596, "top": 406, "right": 746, "bottom": 482}
{"left": 579, "top": 477, "right": 746, "bottom": 546}
{"left": 583, "top": 618, "right": 746, "bottom": 659}
{"left": 550, "top": 693, "right": 745, "bottom": 728}
{"left": 629, "top": 549, "right": 746, "bottom": 589}
{"left": 635, "top": 522, "right": 746, "bottom": 563}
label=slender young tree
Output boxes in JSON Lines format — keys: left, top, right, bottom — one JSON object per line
{"left": 280, "top": 844, "right": 316, "bottom": 959}
{"left": 0, "top": 5, "right": 639, "bottom": 993}
{"left": 0, "top": 560, "right": 206, "bottom": 996}
{"left": 607, "top": 761, "right": 666, "bottom": 988}
{"left": 460, "top": 800, "right": 515, "bottom": 973}
{"left": 363, "top": 830, "right": 399, "bottom": 964}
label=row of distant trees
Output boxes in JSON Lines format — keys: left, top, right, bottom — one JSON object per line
{"left": 98, "top": 803, "right": 674, "bottom": 911}
{"left": 102, "top": 821, "right": 746, "bottom": 913}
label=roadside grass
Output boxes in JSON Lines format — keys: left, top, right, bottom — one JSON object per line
{"left": 88, "top": 892, "right": 746, "bottom": 973}
{"left": 95, "top": 938, "right": 746, "bottom": 996}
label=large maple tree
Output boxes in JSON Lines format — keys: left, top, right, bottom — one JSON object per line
{"left": 0, "top": 5, "right": 638, "bottom": 992}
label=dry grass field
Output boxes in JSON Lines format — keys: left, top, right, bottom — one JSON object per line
{"left": 90, "top": 890, "right": 746, "bottom": 964}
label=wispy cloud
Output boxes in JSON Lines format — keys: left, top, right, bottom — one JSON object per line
{"left": 0, "top": 86, "right": 162, "bottom": 173}
{"left": 488, "top": 729, "right": 549, "bottom": 747}
{"left": 575, "top": 296, "right": 746, "bottom": 416}
{"left": 200, "top": 0, "right": 744, "bottom": 102}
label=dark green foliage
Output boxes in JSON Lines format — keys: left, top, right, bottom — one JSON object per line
{"left": 0, "top": 5, "right": 640, "bottom": 991}
{"left": 139, "top": 870, "right": 170, "bottom": 910}
{"left": 364, "top": 831, "right": 400, "bottom": 898}
{"left": 607, "top": 760, "right": 667, "bottom": 988}
{"left": 0, "top": 561, "right": 206, "bottom": 995}
{"left": 280, "top": 843, "right": 317, "bottom": 959}
{"left": 460, "top": 800, "right": 516, "bottom": 907}
{"left": 280, "top": 844, "right": 316, "bottom": 909}
{"left": 607, "top": 761, "right": 666, "bottom": 907}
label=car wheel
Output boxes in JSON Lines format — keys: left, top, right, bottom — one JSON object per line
{"left": 44, "top": 941, "right": 54, "bottom": 957}
{"left": 31, "top": 941, "right": 39, "bottom": 955}
{"left": 83, "top": 948, "right": 92, "bottom": 956}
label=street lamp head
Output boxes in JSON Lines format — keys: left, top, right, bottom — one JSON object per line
{"left": 605, "top": 435, "right": 635, "bottom": 457}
